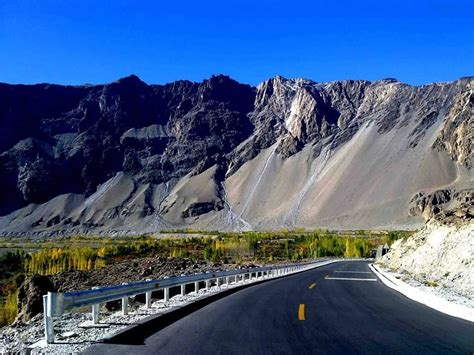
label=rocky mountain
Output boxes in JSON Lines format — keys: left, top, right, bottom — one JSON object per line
{"left": 0, "top": 74, "right": 472, "bottom": 235}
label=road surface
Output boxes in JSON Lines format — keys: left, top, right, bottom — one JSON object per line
{"left": 85, "top": 261, "right": 474, "bottom": 354}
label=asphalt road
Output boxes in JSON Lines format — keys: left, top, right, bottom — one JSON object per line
{"left": 85, "top": 261, "right": 474, "bottom": 354}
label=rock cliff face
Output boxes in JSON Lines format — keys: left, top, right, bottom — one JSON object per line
{"left": 377, "top": 222, "right": 474, "bottom": 299}
{"left": 0, "top": 75, "right": 472, "bottom": 235}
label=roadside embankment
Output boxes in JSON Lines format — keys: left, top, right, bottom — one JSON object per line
{"left": 376, "top": 222, "right": 473, "bottom": 313}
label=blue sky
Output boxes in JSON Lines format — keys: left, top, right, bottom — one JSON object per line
{"left": 1, "top": 0, "right": 473, "bottom": 86}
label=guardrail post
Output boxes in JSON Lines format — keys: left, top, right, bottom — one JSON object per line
{"left": 181, "top": 284, "right": 186, "bottom": 296}
{"left": 164, "top": 287, "right": 169, "bottom": 302}
{"left": 235, "top": 274, "right": 239, "bottom": 283}
{"left": 226, "top": 276, "right": 230, "bottom": 285}
{"left": 194, "top": 281, "right": 199, "bottom": 293}
{"left": 91, "top": 286, "right": 100, "bottom": 324}
{"left": 122, "top": 283, "right": 129, "bottom": 315}
{"left": 217, "top": 277, "right": 221, "bottom": 287}
{"left": 122, "top": 297, "right": 128, "bottom": 315}
{"left": 43, "top": 295, "right": 54, "bottom": 343}
{"left": 206, "top": 279, "right": 210, "bottom": 290}
{"left": 145, "top": 279, "right": 152, "bottom": 308}
{"left": 92, "top": 303, "right": 100, "bottom": 324}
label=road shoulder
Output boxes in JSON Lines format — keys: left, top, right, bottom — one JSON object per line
{"left": 370, "top": 264, "right": 474, "bottom": 322}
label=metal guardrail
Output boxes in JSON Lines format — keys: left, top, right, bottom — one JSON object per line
{"left": 42, "top": 259, "right": 335, "bottom": 343}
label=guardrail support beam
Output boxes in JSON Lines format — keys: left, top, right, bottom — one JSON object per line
{"left": 92, "top": 303, "right": 100, "bottom": 324}
{"left": 181, "top": 284, "right": 186, "bottom": 296}
{"left": 121, "top": 283, "right": 129, "bottom": 315}
{"left": 205, "top": 280, "right": 210, "bottom": 290}
{"left": 194, "top": 281, "right": 199, "bottom": 293}
{"left": 164, "top": 287, "right": 169, "bottom": 302}
{"left": 145, "top": 279, "right": 152, "bottom": 308}
{"left": 146, "top": 291, "right": 152, "bottom": 308}
{"left": 43, "top": 295, "right": 54, "bottom": 344}
{"left": 122, "top": 297, "right": 128, "bottom": 315}
{"left": 92, "top": 287, "right": 100, "bottom": 323}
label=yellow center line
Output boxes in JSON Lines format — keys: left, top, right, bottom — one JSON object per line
{"left": 309, "top": 283, "right": 316, "bottom": 289}
{"left": 298, "top": 304, "right": 305, "bottom": 320}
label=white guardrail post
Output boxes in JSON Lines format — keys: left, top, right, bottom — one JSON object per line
{"left": 92, "top": 287, "right": 100, "bottom": 324}
{"left": 42, "top": 259, "right": 334, "bottom": 343}
{"left": 145, "top": 279, "right": 152, "bottom": 308}
{"left": 122, "top": 283, "right": 129, "bottom": 315}
{"left": 43, "top": 295, "right": 54, "bottom": 343}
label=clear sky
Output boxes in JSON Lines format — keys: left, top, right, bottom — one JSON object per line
{"left": 1, "top": 0, "right": 473, "bottom": 86}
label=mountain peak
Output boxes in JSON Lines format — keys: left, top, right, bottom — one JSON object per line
{"left": 114, "top": 74, "right": 145, "bottom": 85}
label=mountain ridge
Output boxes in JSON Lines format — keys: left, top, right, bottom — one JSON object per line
{"left": 0, "top": 74, "right": 472, "bottom": 235}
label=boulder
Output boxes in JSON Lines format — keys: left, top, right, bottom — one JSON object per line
{"left": 15, "top": 275, "right": 55, "bottom": 323}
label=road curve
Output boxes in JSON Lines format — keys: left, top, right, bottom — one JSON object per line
{"left": 85, "top": 261, "right": 474, "bottom": 354}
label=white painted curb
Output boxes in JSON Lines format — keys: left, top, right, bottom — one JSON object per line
{"left": 369, "top": 264, "right": 474, "bottom": 323}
